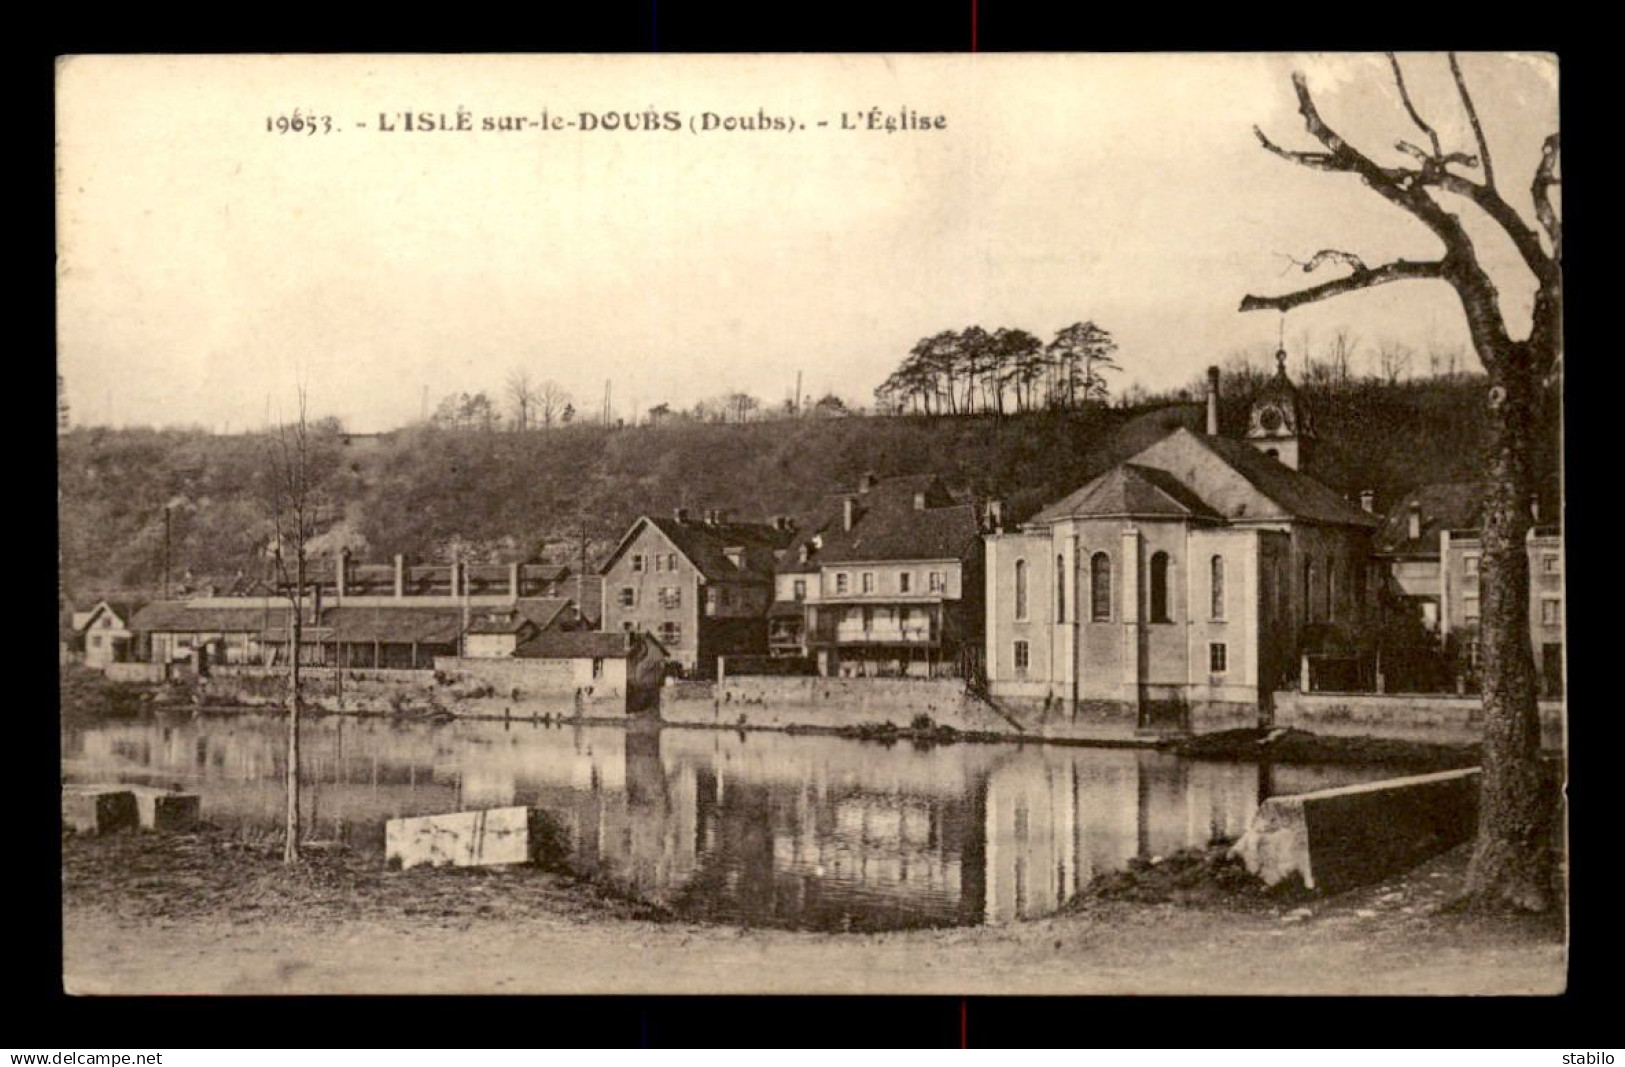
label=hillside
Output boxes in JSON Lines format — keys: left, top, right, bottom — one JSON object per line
{"left": 56, "top": 373, "right": 1561, "bottom": 605}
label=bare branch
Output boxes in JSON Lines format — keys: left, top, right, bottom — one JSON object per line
{"left": 1532, "top": 133, "right": 1562, "bottom": 261}
{"left": 1301, "top": 249, "right": 1369, "bottom": 274}
{"left": 1395, "top": 140, "right": 1479, "bottom": 173}
{"left": 1240, "top": 258, "right": 1448, "bottom": 314}
{"left": 1388, "top": 53, "right": 1443, "bottom": 159}
{"left": 1253, "top": 126, "right": 1343, "bottom": 172}
{"left": 1449, "top": 53, "right": 1494, "bottom": 188}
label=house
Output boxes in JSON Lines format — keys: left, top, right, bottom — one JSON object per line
{"left": 128, "top": 600, "right": 288, "bottom": 667}
{"left": 774, "top": 474, "right": 986, "bottom": 678}
{"left": 463, "top": 598, "right": 582, "bottom": 658}
{"left": 1441, "top": 521, "right": 1564, "bottom": 698}
{"left": 511, "top": 628, "right": 667, "bottom": 700}
{"left": 983, "top": 355, "right": 1380, "bottom": 729}
{"left": 1372, "top": 484, "right": 1564, "bottom": 697}
{"left": 77, "top": 599, "right": 148, "bottom": 670}
{"left": 598, "top": 510, "right": 794, "bottom": 676}
{"left": 1372, "top": 482, "right": 1483, "bottom": 636}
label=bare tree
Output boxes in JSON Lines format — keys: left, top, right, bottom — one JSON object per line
{"left": 506, "top": 369, "right": 537, "bottom": 431}
{"left": 1376, "top": 340, "right": 1414, "bottom": 385}
{"left": 261, "top": 388, "right": 338, "bottom": 865}
{"left": 1242, "top": 54, "right": 1560, "bottom": 911}
{"left": 1326, "top": 328, "right": 1358, "bottom": 387}
{"left": 537, "top": 380, "right": 571, "bottom": 427}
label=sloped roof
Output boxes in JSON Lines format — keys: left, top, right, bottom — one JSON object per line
{"left": 781, "top": 475, "right": 981, "bottom": 568}
{"left": 465, "top": 612, "right": 537, "bottom": 636}
{"left": 514, "top": 629, "right": 636, "bottom": 660}
{"left": 1191, "top": 433, "right": 1375, "bottom": 527}
{"left": 604, "top": 515, "right": 790, "bottom": 581}
{"left": 514, "top": 597, "right": 573, "bottom": 632}
{"left": 1374, "top": 482, "right": 1485, "bottom": 556}
{"left": 1030, "top": 464, "right": 1225, "bottom": 525}
{"left": 1083, "top": 403, "right": 1208, "bottom": 481}
{"left": 327, "top": 606, "right": 464, "bottom": 645}
{"left": 81, "top": 599, "right": 147, "bottom": 631}
{"left": 130, "top": 601, "right": 286, "bottom": 633}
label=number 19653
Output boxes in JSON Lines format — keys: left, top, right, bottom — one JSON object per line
{"left": 266, "top": 111, "right": 336, "bottom": 135}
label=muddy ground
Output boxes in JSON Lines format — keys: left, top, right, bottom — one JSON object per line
{"left": 61, "top": 827, "right": 1565, "bottom": 996}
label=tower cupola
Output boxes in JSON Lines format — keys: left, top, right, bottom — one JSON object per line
{"left": 1246, "top": 347, "right": 1315, "bottom": 470}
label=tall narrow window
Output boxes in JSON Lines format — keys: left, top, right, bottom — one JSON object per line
{"left": 1303, "top": 559, "right": 1314, "bottom": 623}
{"left": 1057, "top": 554, "right": 1067, "bottom": 622}
{"left": 1149, "top": 552, "right": 1170, "bottom": 623}
{"left": 1013, "top": 639, "right": 1030, "bottom": 673}
{"left": 1014, "top": 559, "right": 1029, "bottom": 621}
{"left": 1091, "top": 553, "right": 1112, "bottom": 621}
{"left": 1325, "top": 556, "right": 1335, "bottom": 619}
{"left": 1210, "top": 555, "right": 1225, "bottom": 621}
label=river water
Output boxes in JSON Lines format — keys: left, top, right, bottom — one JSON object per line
{"left": 62, "top": 712, "right": 1400, "bottom": 931}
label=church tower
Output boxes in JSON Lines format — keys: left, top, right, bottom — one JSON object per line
{"left": 1246, "top": 347, "right": 1315, "bottom": 470}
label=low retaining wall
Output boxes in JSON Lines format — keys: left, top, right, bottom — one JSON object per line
{"left": 104, "top": 663, "right": 167, "bottom": 684}
{"left": 1274, "top": 691, "right": 1564, "bottom": 748}
{"left": 661, "top": 677, "right": 1169, "bottom": 742}
{"left": 188, "top": 664, "right": 624, "bottom": 719}
{"left": 1232, "top": 767, "right": 1480, "bottom": 892}
{"left": 661, "top": 676, "right": 1018, "bottom": 734}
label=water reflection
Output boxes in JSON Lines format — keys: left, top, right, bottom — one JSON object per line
{"left": 62, "top": 713, "right": 1391, "bottom": 931}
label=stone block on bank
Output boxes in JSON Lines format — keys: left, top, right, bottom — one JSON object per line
{"left": 385, "top": 806, "right": 558, "bottom": 871}
{"left": 124, "top": 786, "right": 202, "bottom": 831}
{"left": 62, "top": 787, "right": 138, "bottom": 835}
{"left": 1231, "top": 767, "right": 1480, "bottom": 893}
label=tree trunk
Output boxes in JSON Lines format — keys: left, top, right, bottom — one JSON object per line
{"left": 285, "top": 564, "right": 303, "bottom": 865}
{"left": 1462, "top": 351, "right": 1552, "bottom": 910}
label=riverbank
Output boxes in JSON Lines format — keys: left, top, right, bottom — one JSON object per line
{"left": 66, "top": 665, "right": 1563, "bottom": 760}
{"left": 61, "top": 827, "right": 1564, "bottom": 996}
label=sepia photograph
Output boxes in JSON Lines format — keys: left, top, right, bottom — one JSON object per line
{"left": 55, "top": 51, "right": 1564, "bottom": 998}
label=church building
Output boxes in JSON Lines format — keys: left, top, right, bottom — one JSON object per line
{"left": 983, "top": 353, "right": 1380, "bottom": 733}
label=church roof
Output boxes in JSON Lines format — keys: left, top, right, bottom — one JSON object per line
{"left": 1029, "top": 464, "right": 1225, "bottom": 524}
{"left": 1191, "top": 433, "right": 1375, "bottom": 527}
{"left": 1024, "top": 427, "right": 1378, "bottom": 531}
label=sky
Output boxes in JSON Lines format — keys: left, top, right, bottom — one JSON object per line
{"left": 56, "top": 53, "right": 1559, "bottom": 433}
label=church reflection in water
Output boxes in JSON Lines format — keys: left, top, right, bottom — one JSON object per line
{"left": 63, "top": 715, "right": 1387, "bottom": 931}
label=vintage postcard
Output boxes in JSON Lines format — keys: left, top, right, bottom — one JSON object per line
{"left": 56, "top": 52, "right": 1564, "bottom": 996}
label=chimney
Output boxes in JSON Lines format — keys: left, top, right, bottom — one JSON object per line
{"left": 394, "top": 553, "right": 405, "bottom": 599}
{"left": 509, "top": 561, "right": 520, "bottom": 601}
{"left": 674, "top": 507, "right": 689, "bottom": 524}
{"left": 1408, "top": 500, "right": 1422, "bottom": 542}
{"left": 914, "top": 491, "right": 927, "bottom": 512}
{"left": 337, "top": 547, "right": 349, "bottom": 601}
{"left": 859, "top": 471, "right": 878, "bottom": 494}
{"left": 1359, "top": 489, "right": 1375, "bottom": 513}
{"left": 1530, "top": 495, "right": 1540, "bottom": 523}
{"left": 987, "top": 500, "right": 1003, "bottom": 532}
{"left": 798, "top": 543, "right": 811, "bottom": 564}
{"left": 1206, "top": 366, "right": 1221, "bottom": 436}
{"left": 843, "top": 497, "right": 857, "bottom": 532}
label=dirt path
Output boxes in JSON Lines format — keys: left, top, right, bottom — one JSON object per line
{"left": 61, "top": 834, "right": 1564, "bottom": 996}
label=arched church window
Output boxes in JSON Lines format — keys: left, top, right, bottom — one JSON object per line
{"left": 1149, "top": 552, "right": 1171, "bottom": 623}
{"left": 1091, "top": 553, "right": 1112, "bottom": 621}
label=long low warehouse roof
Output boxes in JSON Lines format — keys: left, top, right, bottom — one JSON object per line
{"left": 131, "top": 601, "right": 464, "bottom": 645}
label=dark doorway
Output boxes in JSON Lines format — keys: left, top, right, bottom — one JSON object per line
{"left": 1542, "top": 643, "right": 1563, "bottom": 698}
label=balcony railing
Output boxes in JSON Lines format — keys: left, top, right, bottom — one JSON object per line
{"left": 812, "top": 621, "right": 939, "bottom": 646}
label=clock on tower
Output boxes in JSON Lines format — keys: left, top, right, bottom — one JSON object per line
{"left": 1246, "top": 348, "right": 1315, "bottom": 470}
